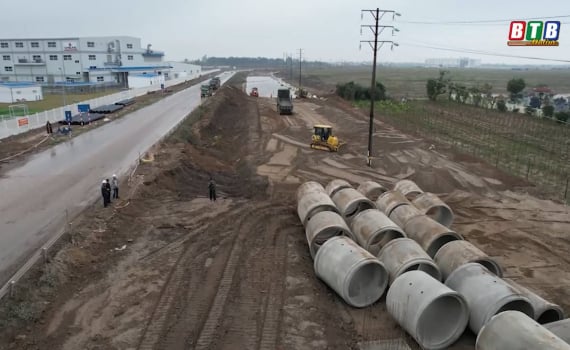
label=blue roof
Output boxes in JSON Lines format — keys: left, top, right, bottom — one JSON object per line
{"left": 88, "top": 65, "right": 172, "bottom": 71}
{"left": 131, "top": 73, "right": 160, "bottom": 78}
{"left": 0, "top": 82, "right": 39, "bottom": 88}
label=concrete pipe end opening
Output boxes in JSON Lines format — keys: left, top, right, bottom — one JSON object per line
{"left": 426, "top": 233, "right": 463, "bottom": 258}
{"left": 367, "top": 229, "right": 406, "bottom": 256}
{"left": 537, "top": 306, "right": 565, "bottom": 324}
{"left": 304, "top": 204, "right": 339, "bottom": 226}
{"left": 345, "top": 200, "right": 376, "bottom": 220}
{"left": 494, "top": 297, "right": 535, "bottom": 321}
{"left": 308, "top": 226, "right": 350, "bottom": 258}
{"left": 345, "top": 259, "right": 388, "bottom": 308}
{"left": 401, "top": 260, "right": 442, "bottom": 283}
{"left": 426, "top": 206, "right": 454, "bottom": 228}
{"left": 417, "top": 293, "right": 469, "bottom": 349}
{"left": 326, "top": 179, "right": 352, "bottom": 198}
{"left": 474, "top": 258, "right": 504, "bottom": 278}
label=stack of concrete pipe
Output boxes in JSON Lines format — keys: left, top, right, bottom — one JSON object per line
{"left": 296, "top": 179, "right": 568, "bottom": 349}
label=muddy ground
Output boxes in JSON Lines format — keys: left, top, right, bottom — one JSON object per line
{"left": 0, "top": 72, "right": 569, "bottom": 350}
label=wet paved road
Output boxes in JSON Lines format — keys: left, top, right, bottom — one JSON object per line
{"left": 0, "top": 72, "right": 235, "bottom": 285}
{"left": 245, "top": 76, "right": 296, "bottom": 98}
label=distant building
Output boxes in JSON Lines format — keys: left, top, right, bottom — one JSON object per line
{"left": 425, "top": 57, "right": 481, "bottom": 68}
{"left": 0, "top": 82, "right": 42, "bottom": 103}
{"left": 0, "top": 36, "right": 201, "bottom": 88}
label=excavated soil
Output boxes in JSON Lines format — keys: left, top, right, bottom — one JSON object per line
{"left": 0, "top": 73, "right": 569, "bottom": 350}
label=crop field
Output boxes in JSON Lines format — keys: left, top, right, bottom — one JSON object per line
{"left": 298, "top": 65, "right": 570, "bottom": 98}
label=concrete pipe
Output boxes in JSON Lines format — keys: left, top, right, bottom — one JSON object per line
{"left": 305, "top": 211, "right": 353, "bottom": 259}
{"left": 377, "top": 238, "right": 442, "bottom": 284}
{"left": 393, "top": 179, "right": 424, "bottom": 200}
{"left": 403, "top": 215, "right": 463, "bottom": 258}
{"left": 544, "top": 319, "right": 570, "bottom": 344}
{"left": 412, "top": 192, "right": 454, "bottom": 227}
{"left": 296, "top": 181, "right": 326, "bottom": 202}
{"left": 331, "top": 188, "right": 376, "bottom": 221}
{"left": 375, "top": 190, "right": 411, "bottom": 217}
{"left": 505, "top": 279, "right": 565, "bottom": 324}
{"left": 349, "top": 209, "right": 406, "bottom": 256}
{"left": 357, "top": 180, "right": 387, "bottom": 201}
{"left": 325, "top": 179, "right": 352, "bottom": 198}
{"left": 476, "top": 311, "right": 570, "bottom": 350}
{"left": 445, "top": 263, "right": 534, "bottom": 335}
{"left": 388, "top": 203, "right": 424, "bottom": 229}
{"left": 314, "top": 236, "right": 389, "bottom": 308}
{"left": 297, "top": 191, "right": 339, "bottom": 227}
{"left": 387, "top": 271, "right": 469, "bottom": 350}
{"left": 434, "top": 240, "right": 503, "bottom": 281}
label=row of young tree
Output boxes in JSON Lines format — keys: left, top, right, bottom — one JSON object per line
{"left": 335, "top": 81, "right": 386, "bottom": 101}
{"left": 426, "top": 71, "right": 568, "bottom": 123}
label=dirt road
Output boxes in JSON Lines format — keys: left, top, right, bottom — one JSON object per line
{"left": 1, "top": 73, "right": 568, "bottom": 350}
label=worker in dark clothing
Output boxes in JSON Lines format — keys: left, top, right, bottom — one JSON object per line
{"left": 104, "top": 178, "right": 112, "bottom": 205}
{"left": 101, "top": 180, "right": 109, "bottom": 207}
{"left": 208, "top": 177, "right": 217, "bottom": 202}
{"left": 46, "top": 121, "right": 53, "bottom": 135}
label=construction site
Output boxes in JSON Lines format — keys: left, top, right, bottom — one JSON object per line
{"left": 0, "top": 70, "right": 568, "bottom": 350}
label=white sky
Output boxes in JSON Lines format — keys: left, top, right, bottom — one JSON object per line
{"left": 1, "top": 0, "right": 569, "bottom": 64}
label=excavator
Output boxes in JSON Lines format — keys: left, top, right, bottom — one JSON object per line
{"left": 310, "top": 124, "right": 344, "bottom": 152}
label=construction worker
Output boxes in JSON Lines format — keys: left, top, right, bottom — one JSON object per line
{"left": 105, "top": 179, "right": 112, "bottom": 205}
{"left": 101, "top": 180, "right": 109, "bottom": 207}
{"left": 208, "top": 177, "right": 217, "bottom": 202}
{"left": 111, "top": 174, "right": 119, "bottom": 199}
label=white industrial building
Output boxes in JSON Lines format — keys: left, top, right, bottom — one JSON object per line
{"left": 128, "top": 73, "right": 165, "bottom": 89}
{"left": 0, "top": 82, "right": 43, "bottom": 103}
{"left": 0, "top": 36, "right": 201, "bottom": 88}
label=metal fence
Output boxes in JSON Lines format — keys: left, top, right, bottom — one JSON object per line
{"left": 378, "top": 102, "right": 570, "bottom": 204}
{"left": 0, "top": 70, "right": 219, "bottom": 140}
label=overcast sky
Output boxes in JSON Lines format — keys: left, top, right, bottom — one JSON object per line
{"left": 2, "top": 0, "right": 569, "bottom": 65}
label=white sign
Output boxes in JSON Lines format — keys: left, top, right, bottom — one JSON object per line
{"left": 63, "top": 41, "right": 77, "bottom": 51}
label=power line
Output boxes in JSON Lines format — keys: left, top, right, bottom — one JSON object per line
{"left": 399, "top": 41, "right": 570, "bottom": 63}
{"left": 399, "top": 14, "right": 570, "bottom": 25}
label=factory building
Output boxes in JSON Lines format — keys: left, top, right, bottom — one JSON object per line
{"left": 0, "top": 36, "right": 201, "bottom": 88}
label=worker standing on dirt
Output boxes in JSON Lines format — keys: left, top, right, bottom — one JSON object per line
{"left": 46, "top": 121, "right": 53, "bottom": 135}
{"left": 111, "top": 174, "right": 119, "bottom": 199}
{"left": 105, "top": 179, "right": 112, "bottom": 205}
{"left": 101, "top": 180, "right": 110, "bottom": 207}
{"left": 208, "top": 177, "right": 217, "bottom": 202}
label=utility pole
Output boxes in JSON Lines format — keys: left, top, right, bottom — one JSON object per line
{"left": 360, "top": 8, "right": 400, "bottom": 167}
{"left": 298, "top": 48, "right": 303, "bottom": 91}
{"left": 289, "top": 53, "right": 293, "bottom": 82}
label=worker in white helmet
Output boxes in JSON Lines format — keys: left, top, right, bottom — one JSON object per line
{"left": 111, "top": 174, "right": 119, "bottom": 199}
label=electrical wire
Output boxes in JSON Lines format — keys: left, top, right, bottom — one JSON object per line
{"left": 399, "top": 14, "right": 570, "bottom": 25}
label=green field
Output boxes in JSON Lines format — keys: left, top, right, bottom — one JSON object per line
{"left": 0, "top": 89, "right": 121, "bottom": 118}
{"left": 296, "top": 66, "right": 570, "bottom": 98}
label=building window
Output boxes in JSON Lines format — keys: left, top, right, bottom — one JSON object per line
{"left": 2, "top": 55, "right": 10, "bottom": 61}
{"left": 75, "top": 60, "right": 80, "bottom": 63}
{"left": 35, "top": 76, "right": 44, "bottom": 82}
{"left": 32, "top": 55, "right": 41, "bottom": 61}
{"left": 49, "top": 55, "right": 58, "bottom": 61}
{"left": 127, "top": 55, "right": 133, "bottom": 60}
{"left": 127, "top": 43, "right": 133, "bottom": 49}
{"left": 76, "top": 72, "right": 81, "bottom": 75}
{"left": 87, "top": 41, "right": 95, "bottom": 47}
{"left": 15, "top": 42, "right": 24, "bottom": 48}
{"left": 63, "top": 55, "right": 72, "bottom": 61}
{"left": 4, "top": 67, "right": 13, "bottom": 72}
{"left": 97, "top": 76, "right": 104, "bottom": 82}
{"left": 31, "top": 42, "right": 39, "bottom": 48}
{"left": 0, "top": 42, "right": 8, "bottom": 48}
{"left": 47, "top": 42, "right": 56, "bottom": 48}
{"left": 88, "top": 55, "right": 96, "bottom": 60}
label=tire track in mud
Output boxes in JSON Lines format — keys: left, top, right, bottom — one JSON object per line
{"left": 136, "top": 203, "right": 249, "bottom": 350}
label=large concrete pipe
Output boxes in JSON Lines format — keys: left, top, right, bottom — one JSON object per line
{"left": 357, "top": 180, "right": 387, "bottom": 201}
{"left": 297, "top": 181, "right": 326, "bottom": 202}
{"left": 387, "top": 271, "right": 469, "bottom": 350}
{"left": 412, "top": 192, "right": 454, "bottom": 227}
{"left": 314, "top": 236, "right": 389, "bottom": 308}
{"left": 388, "top": 203, "right": 424, "bottom": 229}
{"left": 505, "top": 279, "right": 565, "bottom": 324}
{"left": 331, "top": 187, "right": 375, "bottom": 221}
{"left": 305, "top": 211, "right": 353, "bottom": 259}
{"left": 375, "top": 190, "right": 411, "bottom": 217}
{"left": 445, "top": 263, "right": 534, "bottom": 335}
{"left": 434, "top": 240, "right": 503, "bottom": 281}
{"left": 325, "top": 179, "right": 352, "bottom": 198}
{"left": 393, "top": 179, "right": 424, "bottom": 200}
{"left": 545, "top": 319, "right": 570, "bottom": 344}
{"left": 377, "top": 238, "right": 442, "bottom": 284}
{"left": 403, "top": 215, "right": 463, "bottom": 258}
{"left": 476, "top": 311, "right": 570, "bottom": 350}
{"left": 349, "top": 209, "right": 406, "bottom": 256}
{"left": 297, "top": 191, "right": 339, "bottom": 227}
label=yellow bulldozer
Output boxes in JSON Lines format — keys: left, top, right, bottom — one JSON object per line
{"left": 310, "top": 124, "right": 344, "bottom": 152}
